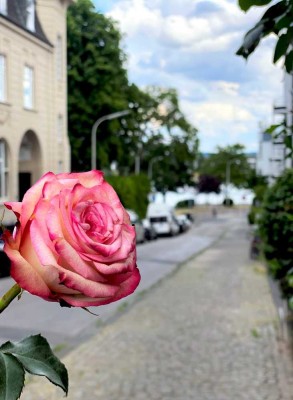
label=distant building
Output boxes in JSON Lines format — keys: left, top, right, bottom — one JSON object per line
{"left": 256, "top": 131, "right": 285, "bottom": 180}
{"left": 256, "top": 72, "right": 293, "bottom": 182}
{"left": 246, "top": 152, "right": 257, "bottom": 170}
{"left": 0, "top": 0, "right": 72, "bottom": 221}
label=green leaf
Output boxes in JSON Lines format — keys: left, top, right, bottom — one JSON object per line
{"left": 273, "top": 33, "right": 290, "bottom": 62}
{"left": 284, "top": 135, "right": 293, "bottom": 150}
{"left": 236, "top": 22, "right": 268, "bottom": 58}
{"left": 285, "top": 50, "right": 293, "bottom": 73}
{"left": 265, "top": 124, "right": 280, "bottom": 134}
{"left": 289, "top": 296, "right": 293, "bottom": 311}
{"left": 261, "top": 1, "right": 288, "bottom": 21}
{"left": 0, "top": 335, "right": 68, "bottom": 395}
{"left": 239, "top": 0, "right": 272, "bottom": 12}
{"left": 0, "top": 352, "right": 24, "bottom": 400}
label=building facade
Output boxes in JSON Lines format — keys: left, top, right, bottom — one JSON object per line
{"left": 0, "top": 0, "right": 72, "bottom": 222}
{"left": 256, "top": 72, "right": 293, "bottom": 183}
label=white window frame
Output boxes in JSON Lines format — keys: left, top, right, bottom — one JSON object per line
{"left": 23, "top": 65, "right": 34, "bottom": 109}
{"left": 0, "top": 54, "right": 7, "bottom": 102}
{"left": 56, "top": 35, "right": 63, "bottom": 81}
{"left": 26, "top": 0, "right": 35, "bottom": 32}
{"left": 0, "top": 0, "right": 7, "bottom": 15}
{"left": 0, "top": 140, "right": 8, "bottom": 199}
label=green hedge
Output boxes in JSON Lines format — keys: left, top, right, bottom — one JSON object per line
{"left": 247, "top": 206, "right": 261, "bottom": 225}
{"left": 258, "top": 169, "right": 293, "bottom": 308}
{"left": 106, "top": 174, "right": 150, "bottom": 219}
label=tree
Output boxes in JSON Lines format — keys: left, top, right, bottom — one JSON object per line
{"left": 67, "top": 0, "right": 146, "bottom": 172}
{"left": 197, "top": 175, "right": 221, "bottom": 194}
{"left": 67, "top": 2, "right": 199, "bottom": 182}
{"left": 141, "top": 87, "right": 199, "bottom": 190}
{"left": 237, "top": 0, "right": 293, "bottom": 73}
{"left": 197, "top": 144, "right": 253, "bottom": 188}
{"left": 258, "top": 169, "right": 293, "bottom": 308}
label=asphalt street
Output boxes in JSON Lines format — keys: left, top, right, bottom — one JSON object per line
{"left": 0, "top": 211, "right": 234, "bottom": 350}
{"left": 20, "top": 211, "right": 293, "bottom": 400}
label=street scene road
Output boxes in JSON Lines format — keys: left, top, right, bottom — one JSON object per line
{"left": 0, "top": 210, "right": 231, "bottom": 350}
{"left": 20, "top": 210, "right": 293, "bottom": 400}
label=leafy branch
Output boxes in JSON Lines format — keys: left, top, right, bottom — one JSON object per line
{"left": 0, "top": 335, "right": 68, "bottom": 400}
{"left": 237, "top": 0, "right": 293, "bottom": 73}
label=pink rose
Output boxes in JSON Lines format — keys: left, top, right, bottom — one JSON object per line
{"left": 3, "top": 171, "right": 140, "bottom": 307}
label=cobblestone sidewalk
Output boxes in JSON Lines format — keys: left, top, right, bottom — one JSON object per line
{"left": 21, "top": 218, "right": 293, "bottom": 400}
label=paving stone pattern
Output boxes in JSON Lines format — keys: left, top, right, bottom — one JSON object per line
{"left": 21, "top": 218, "right": 293, "bottom": 400}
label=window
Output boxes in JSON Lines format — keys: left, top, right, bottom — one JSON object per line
{"left": 57, "top": 114, "right": 63, "bottom": 142}
{"left": 23, "top": 65, "right": 34, "bottom": 109}
{"left": 0, "top": 140, "right": 8, "bottom": 198}
{"left": 26, "top": 0, "right": 35, "bottom": 31}
{"left": 0, "top": 54, "right": 6, "bottom": 102}
{"left": 0, "top": 0, "right": 7, "bottom": 15}
{"left": 56, "top": 35, "right": 63, "bottom": 81}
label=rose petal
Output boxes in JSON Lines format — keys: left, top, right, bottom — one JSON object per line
{"left": 4, "top": 202, "right": 22, "bottom": 219}
{"left": 58, "top": 266, "right": 140, "bottom": 307}
{"left": 54, "top": 237, "right": 107, "bottom": 281}
{"left": 57, "top": 170, "right": 104, "bottom": 188}
{"left": 58, "top": 269, "right": 119, "bottom": 299}
{"left": 4, "top": 245, "right": 55, "bottom": 300}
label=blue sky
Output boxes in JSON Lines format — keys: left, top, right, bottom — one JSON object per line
{"left": 93, "top": 0, "right": 283, "bottom": 153}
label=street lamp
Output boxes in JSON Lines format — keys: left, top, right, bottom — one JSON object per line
{"left": 148, "top": 156, "right": 163, "bottom": 180}
{"left": 91, "top": 110, "right": 130, "bottom": 170}
{"left": 225, "top": 159, "right": 240, "bottom": 201}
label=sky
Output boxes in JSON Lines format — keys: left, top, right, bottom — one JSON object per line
{"left": 93, "top": 0, "right": 284, "bottom": 153}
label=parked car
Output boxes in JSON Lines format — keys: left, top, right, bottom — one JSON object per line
{"left": 0, "top": 240, "right": 10, "bottom": 278}
{"left": 126, "top": 209, "right": 145, "bottom": 244}
{"left": 175, "top": 214, "right": 191, "bottom": 233}
{"left": 0, "top": 224, "right": 15, "bottom": 278}
{"left": 142, "top": 218, "right": 157, "bottom": 241}
{"left": 147, "top": 203, "right": 180, "bottom": 237}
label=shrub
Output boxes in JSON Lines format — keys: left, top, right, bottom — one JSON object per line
{"left": 247, "top": 206, "right": 261, "bottom": 225}
{"left": 258, "top": 169, "right": 293, "bottom": 308}
{"left": 222, "top": 198, "right": 234, "bottom": 206}
{"left": 106, "top": 174, "right": 150, "bottom": 218}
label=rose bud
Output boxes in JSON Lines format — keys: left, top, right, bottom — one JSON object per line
{"left": 3, "top": 171, "right": 140, "bottom": 307}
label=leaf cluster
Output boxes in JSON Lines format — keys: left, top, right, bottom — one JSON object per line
{"left": 67, "top": 1, "right": 199, "bottom": 191}
{"left": 0, "top": 335, "right": 68, "bottom": 400}
{"left": 197, "top": 144, "right": 253, "bottom": 188}
{"left": 106, "top": 174, "right": 150, "bottom": 218}
{"left": 258, "top": 168, "right": 293, "bottom": 307}
{"left": 265, "top": 121, "right": 293, "bottom": 157}
{"left": 237, "top": 0, "right": 293, "bottom": 73}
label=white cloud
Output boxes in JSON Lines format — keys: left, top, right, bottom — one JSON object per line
{"left": 96, "top": 0, "right": 283, "bottom": 152}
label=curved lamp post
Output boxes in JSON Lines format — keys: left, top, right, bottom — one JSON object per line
{"left": 225, "top": 159, "right": 240, "bottom": 200}
{"left": 148, "top": 156, "right": 163, "bottom": 180}
{"left": 91, "top": 110, "right": 130, "bottom": 170}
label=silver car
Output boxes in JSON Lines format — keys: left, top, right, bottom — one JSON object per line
{"left": 126, "top": 209, "right": 145, "bottom": 244}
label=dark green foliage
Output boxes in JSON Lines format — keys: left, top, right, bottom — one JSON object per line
{"left": 0, "top": 335, "right": 68, "bottom": 400}
{"left": 67, "top": 0, "right": 130, "bottom": 171}
{"left": 106, "top": 174, "right": 150, "bottom": 218}
{"left": 237, "top": 0, "right": 293, "bottom": 73}
{"left": 67, "top": 1, "right": 199, "bottom": 187}
{"left": 197, "top": 175, "right": 221, "bottom": 194}
{"left": 247, "top": 206, "right": 262, "bottom": 224}
{"left": 265, "top": 121, "right": 293, "bottom": 157}
{"left": 259, "top": 169, "right": 293, "bottom": 307}
{"left": 222, "top": 198, "right": 234, "bottom": 207}
{"left": 197, "top": 144, "right": 253, "bottom": 188}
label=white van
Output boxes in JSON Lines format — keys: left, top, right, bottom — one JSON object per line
{"left": 147, "top": 203, "right": 179, "bottom": 237}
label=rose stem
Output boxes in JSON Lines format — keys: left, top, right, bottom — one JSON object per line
{"left": 0, "top": 284, "right": 22, "bottom": 314}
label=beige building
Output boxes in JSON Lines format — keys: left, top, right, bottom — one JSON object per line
{"left": 0, "top": 0, "right": 72, "bottom": 223}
